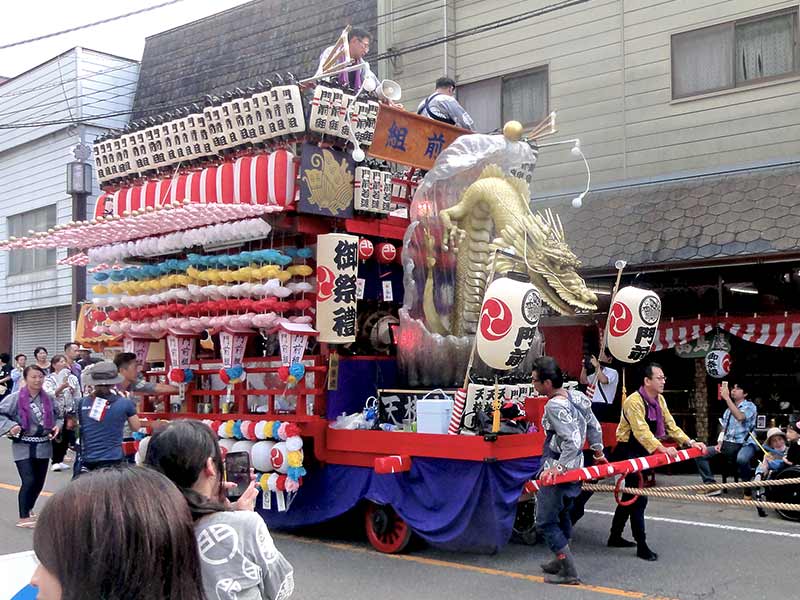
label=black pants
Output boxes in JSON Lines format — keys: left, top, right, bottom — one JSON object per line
{"left": 609, "top": 471, "right": 649, "bottom": 543}
{"left": 15, "top": 458, "right": 50, "bottom": 518}
{"left": 51, "top": 429, "right": 75, "bottom": 464}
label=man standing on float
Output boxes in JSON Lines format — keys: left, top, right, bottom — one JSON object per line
{"left": 532, "top": 356, "right": 606, "bottom": 585}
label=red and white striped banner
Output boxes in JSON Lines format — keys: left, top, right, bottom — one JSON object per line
{"left": 646, "top": 316, "right": 800, "bottom": 351}
{"left": 94, "top": 150, "right": 298, "bottom": 218}
{"left": 650, "top": 319, "right": 714, "bottom": 352}
{"left": 719, "top": 317, "right": 800, "bottom": 348}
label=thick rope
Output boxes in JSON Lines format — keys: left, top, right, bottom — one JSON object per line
{"left": 581, "top": 483, "right": 800, "bottom": 512}
{"left": 600, "top": 477, "right": 800, "bottom": 493}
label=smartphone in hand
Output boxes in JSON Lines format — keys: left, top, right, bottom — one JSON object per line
{"left": 224, "top": 451, "right": 251, "bottom": 501}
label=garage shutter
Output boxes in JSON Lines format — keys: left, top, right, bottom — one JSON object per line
{"left": 12, "top": 306, "right": 74, "bottom": 358}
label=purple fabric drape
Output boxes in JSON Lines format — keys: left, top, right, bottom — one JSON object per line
{"left": 18, "top": 387, "right": 54, "bottom": 431}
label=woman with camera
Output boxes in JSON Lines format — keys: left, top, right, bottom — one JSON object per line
{"left": 145, "top": 419, "right": 294, "bottom": 600}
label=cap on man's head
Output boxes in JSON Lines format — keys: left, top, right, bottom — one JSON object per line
{"left": 81, "top": 361, "right": 124, "bottom": 387}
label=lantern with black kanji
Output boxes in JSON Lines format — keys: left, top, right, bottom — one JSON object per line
{"left": 476, "top": 272, "right": 542, "bottom": 370}
{"left": 606, "top": 286, "right": 662, "bottom": 364}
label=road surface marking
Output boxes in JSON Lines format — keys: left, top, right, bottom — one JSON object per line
{"left": 586, "top": 509, "right": 800, "bottom": 539}
{"left": 0, "top": 483, "right": 53, "bottom": 497}
{"left": 276, "top": 533, "right": 677, "bottom": 600}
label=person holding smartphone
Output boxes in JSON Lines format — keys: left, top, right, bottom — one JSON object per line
{"left": 694, "top": 380, "right": 758, "bottom": 496}
{"left": 0, "top": 365, "right": 61, "bottom": 528}
{"left": 145, "top": 420, "right": 294, "bottom": 600}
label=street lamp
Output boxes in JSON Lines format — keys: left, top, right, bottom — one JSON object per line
{"left": 66, "top": 160, "right": 92, "bottom": 195}
{"left": 66, "top": 143, "right": 93, "bottom": 320}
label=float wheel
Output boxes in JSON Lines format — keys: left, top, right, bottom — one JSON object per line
{"left": 364, "top": 502, "right": 412, "bottom": 553}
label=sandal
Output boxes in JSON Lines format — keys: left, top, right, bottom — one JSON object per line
{"left": 15, "top": 519, "right": 36, "bottom": 529}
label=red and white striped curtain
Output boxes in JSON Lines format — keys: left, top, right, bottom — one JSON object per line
{"left": 650, "top": 315, "right": 800, "bottom": 351}
{"left": 93, "top": 150, "right": 298, "bottom": 219}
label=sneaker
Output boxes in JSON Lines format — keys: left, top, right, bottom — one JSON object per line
{"left": 51, "top": 463, "right": 63, "bottom": 472}
{"left": 59, "top": 462, "right": 69, "bottom": 471}
{"left": 697, "top": 488, "right": 722, "bottom": 497}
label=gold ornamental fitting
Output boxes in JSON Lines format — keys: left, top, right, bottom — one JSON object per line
{"left": 503, "top": 120, "right": 524, "bottom": 141}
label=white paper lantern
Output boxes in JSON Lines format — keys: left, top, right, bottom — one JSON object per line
{"left": 231, "top": 440, "right": 256, "bottom": 456}
{"left": 270, "top": 441, "right": 289, "bottom": 474}
{"left": 476, "top": 272, "right": 542, "bottom": 370}
{"left": 705, "top": 350, "right": 731, "bottom": 379}
{"left": 251, "top": 441, "right": 276, "bottom": 472}
{"left": 219, "top": 439, "right": 237, "bottom": 452}
{"left": 606, "top": 286, "right": 662, "bottom": 364}
{"left": 255, "top": 421, "right": 270, "bottom": 440}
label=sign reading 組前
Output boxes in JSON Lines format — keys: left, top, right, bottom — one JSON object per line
{"left": 316, "top": 234, "right": 359, "bottom": 344}
{"left": 368, "top": 105, "right": 470, "bottom": 170}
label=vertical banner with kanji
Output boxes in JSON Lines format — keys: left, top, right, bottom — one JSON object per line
{"left": 123, "top": 337, "right": 153, "bottom": 365}
{"left": 166, "top": 334, "right": 195, "bottom": 368}
{"left": 316, "top": 233, "right": 359, "bottom": 344}
{"left": 219, "top": 331, "right": 249, "bottom": 367}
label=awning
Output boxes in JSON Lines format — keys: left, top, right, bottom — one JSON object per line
{"left": 651, "top": 315, "right": 800, "bottom": 350}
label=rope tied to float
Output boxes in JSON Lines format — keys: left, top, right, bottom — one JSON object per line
{"left": 582, "top": 480, "right": 800, "bottom": 512}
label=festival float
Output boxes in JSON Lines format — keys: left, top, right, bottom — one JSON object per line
{"left": 0, "top": 30, "right": 683, "bottom": 552}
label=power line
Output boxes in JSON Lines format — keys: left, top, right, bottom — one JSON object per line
{"left": 0, "top": 0, "right": 591, "bottom": 129}
{"left": 0, "top": 0, "right": 441, "bottom": 125}
{"left": 0, "top": 0, "right": 187, "bottom": 50}
{"left": 0, "top": 0, "right": 437, "bottom": 106}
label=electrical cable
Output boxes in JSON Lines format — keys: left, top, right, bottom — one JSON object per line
{"left": 0, "top": 0, "right": 438, "bottom": 100}
{"left": 0, "top": 0, "right": 188, "bottom": 50}
{"left": 0, "top": 0, "right": 592, "bottom": 129}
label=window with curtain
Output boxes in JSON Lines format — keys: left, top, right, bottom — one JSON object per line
{"left": 8, "top": 205, "right": 57, "bottom": 276}
{"left": 458, "top": 67, "right": 549, "bottom": 133}
{"left": 672, "top": 8, "right": 798, "bottom": 99}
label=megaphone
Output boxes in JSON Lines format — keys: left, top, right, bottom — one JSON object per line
{"left": 377, "top": 79, "right": 402, "bottom": 102}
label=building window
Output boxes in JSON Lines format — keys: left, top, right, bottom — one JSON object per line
{"left": 672, "top": 9, "right": 798, "bottom": 99}
{"left": 7, "top": 206, "right": 57, "bottom": 276}
{"left": 458, "top": 67, "right": 549, "bottom": 133}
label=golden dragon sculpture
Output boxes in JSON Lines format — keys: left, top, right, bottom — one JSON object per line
{"left": 423, "top": 164, "right": 597, "bottom": 337}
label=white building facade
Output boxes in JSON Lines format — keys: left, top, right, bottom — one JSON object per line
{"left": 0, "top": 48, "right": 138, "bottom": 356}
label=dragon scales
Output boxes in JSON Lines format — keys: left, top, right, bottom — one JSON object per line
{"left": 424, "top": 165, "right": 597, "bottom": 337}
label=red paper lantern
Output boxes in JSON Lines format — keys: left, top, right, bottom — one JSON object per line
{"left": 377, "top": 242, "right": 397, "bottom": 264}
{"left": 91, "top": 310, "right": 106, "bottom": 322}
{"left": 219, "top": 368, "right": 231, "bottom": 385}
{"left": 358, "top": 238, "right": 374, "bottom": 261}
{"left": 168, "top": 368, "right": 186, "bottom": 383}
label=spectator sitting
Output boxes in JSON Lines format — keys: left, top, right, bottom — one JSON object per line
{"left": 753, "top": 426, "right": 794, "bottom": 517}
{"left": 695, "top": 381, "right": 758, "bottom": 497}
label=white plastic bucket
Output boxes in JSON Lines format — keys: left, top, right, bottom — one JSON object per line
{"left": 416, "top": 398, "right": 454, "bottom": 434}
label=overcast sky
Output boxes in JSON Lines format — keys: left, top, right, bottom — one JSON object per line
{"left": 0, "top": 0, "right": 254, "bottom": 79}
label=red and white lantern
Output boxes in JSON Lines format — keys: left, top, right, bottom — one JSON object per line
{"left": 377, "top": 242, "right": 396, "bottom": 264}
{"left": 606, "top": 286, "right": 662, "bottom": 364}
{"left": 476, "top": 273, "right": 542, "bottom": 371}
{"left": 358, "top": 238, "right": 374, "bottom": 261}
{"left": 705, "top": 350, "right": 731, "bottom": 378}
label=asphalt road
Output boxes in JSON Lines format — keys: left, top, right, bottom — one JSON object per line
{"left": 0, "top": 440, "right": 797, "bottom": 600}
